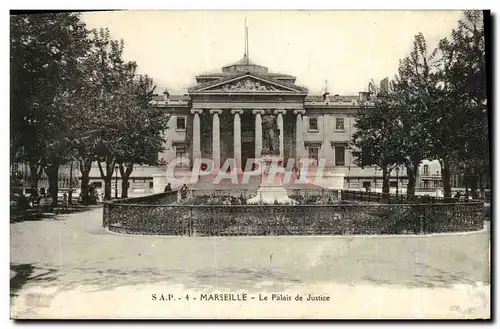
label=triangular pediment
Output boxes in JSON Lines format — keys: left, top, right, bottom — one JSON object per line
{"left": 190, "top": 74, "right": 305, "bottom": 93}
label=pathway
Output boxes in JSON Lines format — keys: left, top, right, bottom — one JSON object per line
{"left": 10, "top": 207, "right": 490, "bottom": 319}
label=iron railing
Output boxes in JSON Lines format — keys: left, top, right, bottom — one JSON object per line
{"left": 103, "top": 191, "right": 485, "bottom": 236}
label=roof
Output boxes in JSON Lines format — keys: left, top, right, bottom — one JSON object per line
{"left": 188, "top": 71, "right": 308, "bottom": 93}
{"left": 335, "top": 95, "right": 359, "bottom": 101}
{"left": 150, "top": 94, "right": 191, "bottom": 103}
{"left": 153, "top": 93, "right": 366, "bottom": 107}
{"left": 196, "top": 72, "right": 296, "bottom": 80}
{"left": 221, "top": 54, "right": 269, "bottom": 73}
{"left": 305, "top": 95, "right": 360, "bottom": 102}
{"left": 168, "top": 95, "right": 186, "bottom": 101}
{"left": 224, "top": 55, "right": 253, "bottom": 67}
{"left": 304, "top": 95, "right": 324, "bottom": 102}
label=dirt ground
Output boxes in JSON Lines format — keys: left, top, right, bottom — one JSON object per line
{"left": 10, "top": 207, "right": 490, "bottom": 319}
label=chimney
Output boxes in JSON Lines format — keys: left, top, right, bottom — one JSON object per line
{"left": 380, "top": 78, "right": 389, "bottom": 94}
{"left": 322, "top": 79, "right": 330, "bottom": 101}
{"left": 163, "top": 89, "right": 170, "bottom": 99}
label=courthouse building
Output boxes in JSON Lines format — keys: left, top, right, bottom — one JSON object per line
{"left": 141, "top": 54, "right": 417, "bottom": 194}
{"left": 81, "top": 48, "right": 442, "bottom": 195}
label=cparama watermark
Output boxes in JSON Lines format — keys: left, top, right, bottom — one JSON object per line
{"left": 165, "top": 157, "right": 337, "bottom": 186}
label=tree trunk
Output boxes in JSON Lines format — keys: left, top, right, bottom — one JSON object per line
{"left": 439, "top": 157, "right": 452, "bottom": 198}
{"left": 97, "top": 159, "right": 115, "bottom": 201}
{"left": 479, "top": 173, "right": 485, "bottom": 198}
{"left": 406, "top": 170, "right": 416, "bottom": 199}
{"left": 121, "top": 178, "right": 130, "bottom": 198}
{"left": 405, "top": 160, "right": 419, "bottom": 200}
{"left": 45, "top": 162, "right": 60, "bottom": 206}
{"left": 464, "top": 165, "right": 469, "bottom": 195}
{"left": 104, "top": 178, "right": 112, "bottom": 200}
{"left": 28, "top": 159, "right": 43, "bottom": 191}
{"left": 79, "top": 158, "right": 92, "bottom": 205}
{"left": 382, "top": 165, "right": 390, "bottom": 194}
{"left": 470, "top": 167, "right": 479, "bottom": 199}
{"left": 68, "top": 160, "right": 74, "bottom": 205}
{"left": 119, "top": 163, "right": 134, "bottom": 199}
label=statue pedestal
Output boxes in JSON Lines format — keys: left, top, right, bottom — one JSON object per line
{"left": 247, "top": 154, "right": 297, "bottom": 205}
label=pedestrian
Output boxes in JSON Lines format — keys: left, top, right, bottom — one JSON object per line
{"left": 164, "top": 183, "right": 172, "bottom": 192}
{"left": 180, "top": 184, "right": 188, "bottom": 199}
{"left": 31, "top": 188, "right": 39, "bottom": 207}
{"left": 45, "top": 193, "right": 53, "bottom": 206}
{"left": 89, "top": 184, "right": 97, "bottom": 204}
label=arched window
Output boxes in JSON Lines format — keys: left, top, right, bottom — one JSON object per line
{"left": 423, "top": 165, "right": 429, "bottom": 175}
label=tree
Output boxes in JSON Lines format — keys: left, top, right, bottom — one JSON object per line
{"left": 428, "top": 10, "right": 487, "bottom": 198}
{"left": 392, "top": 33, "right": 435, "bottom": 199}
{"left": 86, "top": 28, "right": 137, "bottom": 200}
{"left": 427, "top": 37, "right": 465, "bottom": 198}
{"left": 115, "top": 75, "right": 168, "bottom": 198}
{"left": 84, "top": 28, "right": 167, "bottom": 200}
{"left": 352, "top": 91, "right": 403, "bottom": 194}
{"left": 449, "top": 11, "right": 488, "bottom": 198}
{"left": 62, "top": 30, "right": 107, "bottom": 204}
{"left": 10, "top": 13, "right": 89, "bottom": 204}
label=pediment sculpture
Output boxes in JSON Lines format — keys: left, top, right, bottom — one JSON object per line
{"left": 218, "top": 78, "right": 281, "bottom": 92}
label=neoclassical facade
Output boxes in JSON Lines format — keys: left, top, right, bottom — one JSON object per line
{"left": 151, "top": 54, "right": 413, "bottom": 192}
{"left": 80, "top": 54, "right": 443, "bottom": 195}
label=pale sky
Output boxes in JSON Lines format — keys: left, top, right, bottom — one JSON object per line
{"left": 81, "top": 10, "right": 465, "bottom": 96}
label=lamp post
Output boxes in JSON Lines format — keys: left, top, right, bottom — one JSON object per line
{"left": 395, "top": 167, "right": 400, "bottom": 197}
{"left": 68, "top": 160, "right": 74, "bottom": 205}
{"left": 115, "top": 165, "right": 119, "bottom": 199}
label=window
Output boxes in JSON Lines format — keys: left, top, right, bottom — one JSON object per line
{"left": 423, "top": 165, "right": 429, "bottom": 175}
{"left": 335, "top": 118, "right": 345, "bottom": 131}
{"left": 308, "top": 117, "right": 318, "bottom": 131}
{"left": 363, "top": 181, "right": 371, "bottom": 191}
{"left": 335, "top": 145, "right": 345, "bottom": 166}
{"left": 93, "top": 181, "right": 103, "bottom": 188}
{"left": 149, "top": 182, "right": 154, "bottom": 189}
{"left": 308, "top": 147, "right": 319, "bottom": 165}
{"left": 360, "top": 146, "right": 371, "bottom": 167}
{"left": 390, "top": 181, "right": 397, "bottom": 188}
{"left": 176, "top": 116, "right": 186, "bottom": 130}
{"left": 176, "top": 146, "right": 188, "bottom": 165}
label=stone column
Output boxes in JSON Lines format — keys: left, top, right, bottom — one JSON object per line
{"left": 331, "top": 143, "right": 336, "bottom": 166}
{"left": 210, "top": 109, "right": 222, "bottom": 171}
{"left": 274, "top": 110, "right": 286, "bottom": 158}
{"left": 252, "top": 110, "right": 265, "bottom": 158}
{"left": 190, "top": 109, "right": 203, "bottom": 164}
{"left": 231, "top": 109, "right": 243, "bottom": 170}
{"left": 294, "top": 109, "right": 305, "bottom": 160}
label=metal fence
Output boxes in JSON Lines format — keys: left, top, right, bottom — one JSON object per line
{"left": 341, "top": 190, "right": 474, "bottom": 204}
{"left": 103, "top": 192, "right": 485, "bottom": 236}
{"left": 189, "top": 188, "right": 342, "bottom": 200}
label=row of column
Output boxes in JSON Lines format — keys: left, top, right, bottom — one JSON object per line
{"left": 190, "top": 109, "right": 306, "bottom": 170}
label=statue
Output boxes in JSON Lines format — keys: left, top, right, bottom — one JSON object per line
{"left": 248, "top": 111, "right": 296, "bottom": 205}
{"left": 261, "top": 113, "right": 280, "bottom": 155}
